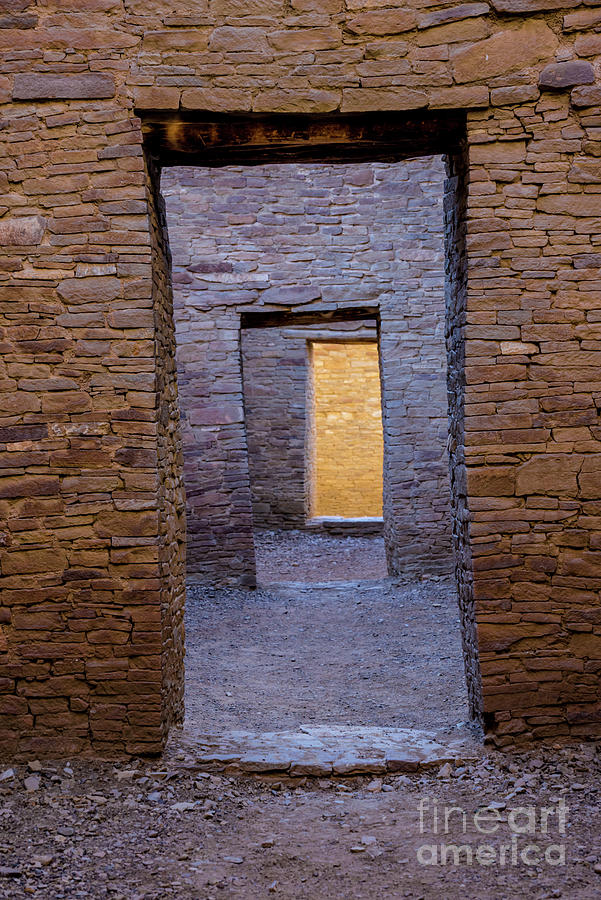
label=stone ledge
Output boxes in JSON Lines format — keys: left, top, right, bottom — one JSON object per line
{"left": 305, "top": 516, "right": 385, "bottom": 536}
{"left": 539, "top": 60, "right": 594, "bottom": 90}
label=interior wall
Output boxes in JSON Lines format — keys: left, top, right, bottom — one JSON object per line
{"left": 146, "top": 159, "right": 186, "bottom": 738}
{"left": 162, "top": 156, "right": 453, "bottom": 583}
{"left": 309, "top": 340, "right": 384, "bottom": 519}
{"left": 241, "top": 325, "right": 307, "bottom": 530}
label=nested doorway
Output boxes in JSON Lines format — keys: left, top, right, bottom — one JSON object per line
{"left": 145, "top": 110, "right": 482, "bottom": 752}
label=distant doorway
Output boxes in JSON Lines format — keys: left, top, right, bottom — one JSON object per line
{"left": 308, "top": 339, "right": 384, "bottom": 522}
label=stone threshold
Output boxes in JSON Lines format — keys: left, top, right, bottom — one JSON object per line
{"left": 305, "top": 517, "right": 384, "bottom": 536}
{"left": 173, "top": 725, "right": 479, "bottom": 777}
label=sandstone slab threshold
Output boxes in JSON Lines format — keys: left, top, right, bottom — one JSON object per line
{"left": 175, "top": 725, "right": 478, "bottom": 777}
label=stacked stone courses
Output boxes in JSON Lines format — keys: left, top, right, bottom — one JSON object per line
{"left": 2, "top": 0, "right": 601, "bottom": 756}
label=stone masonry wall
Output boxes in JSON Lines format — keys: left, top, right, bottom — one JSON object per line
{"left": 0, "top": 112, "right": 182, "bottom": 758}
{"left": 162, "top": 157, "right": 453, "bottom": 581}
{"left": 3, "top": 0, "right": 601, "bottom": 751}
{"left": 309, "top": 340, "right": 384, "bottom": 519}
{"left": 241, "top": 325, "right": 308, "bottom": 530}
{"left": 445, "top": 147, "right": 482, "bottom": 722}
{"left": 147, "top": 160, "right": 186, "bottom": 745}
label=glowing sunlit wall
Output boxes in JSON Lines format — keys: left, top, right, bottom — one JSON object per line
{"left": 309, "top": 341, "right": 384, "bottom": 519}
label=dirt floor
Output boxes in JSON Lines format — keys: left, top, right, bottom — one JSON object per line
{"left": 3, "top": 741, "right": 601, "bottom": 899}
{"left": 185, "top": 533, "right": 468, "bottom": 737}
{"left": 254, "top": 530, "right": 390, "bottom": 583}
{"left": 4, "top": 533, "right": 601, "bottom": 899}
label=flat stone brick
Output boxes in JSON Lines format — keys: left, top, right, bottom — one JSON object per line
{"left": 133, "top": 86, "right": 180, "bottom": 110}
{"left": 418, "top": 3, "right": 489, "bottom": 28}
{"left": 2, "top": 549, "right": 67, "bottom": 576}
{"left": 252, "top": 88, "right": 339, "bottom": 113}
{"left": 452, "top": 22, "right": 558, "bottom": 83}
{"left": 429, "top": 85, "right": 489, "bottom": 109}
{"left": 259, "top": 285, "right": 322, "bottom": 305}
{"left": 491, "top": 84, "right": 540, "bottom": 105}
{"left": 57, "top": 276, "right": 122, "bottom": 304}
{"left": 563, "top": 9, "right": 601, "bottom": 31}
{"left": 470, "top": 140, "right": 527, "bottom": 165}
{"left": 181, "top": 87, "right": 251, "bottom": 112}
{"left": 571, "top": 85, "right": 601, "bottom": 107}
{"left": 346, "top": 10, "right": 416, "bottom": 35}
{"left": 539, "top": 60, "right": 594, "bottom": 89}
{"left": 575, "top": 34, "right": 601, "bottom": 56}
{"left": 341, "top": 87, "right": 428, "bottom": 112}
{"left": 491, "top": 0, "right": 579, "bottom": 9}
{"left": 0, "top": 216, "right": 46, "bottom": 246}
{"left": 537, "top": 194, "right": 601, "bottom": 216}
{"left": 268, "top": 27, "right": 340, "bottom": 51}
{"left": 13, "top": 73, "right": 115, "bottom": 100}
{"left": 208, "top": 26, "right": 269, "bottom": 52}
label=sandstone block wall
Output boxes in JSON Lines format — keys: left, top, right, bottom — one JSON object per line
{"left": 3, "top": 0, "right": 601, "bottom": 752}
{"left": 162, "top": 157, "right": 453, "bottom": 581}
{"left": 241, "top": 324, "right": 309, "bottom": 530}
{"left": 0, "top": 111, "right": 185, "bottom": 759}
{"left": 308, "top": 340, "right": 384, "bottom": 519}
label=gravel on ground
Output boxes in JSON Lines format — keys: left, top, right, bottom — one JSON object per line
{"left": 4, "top": 532, "right": 600, "bottom": 898}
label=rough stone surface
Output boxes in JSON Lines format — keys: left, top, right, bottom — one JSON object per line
{"left": 12, "top": 73, "right": 115, "bottom": 100}
{"left": 133, "top": 86, "right": 180, "bottom": 110}
{"left": 571, "top": 85, "right": 601, "bottom": 107}
{"left": 0, "top": 216, "right": 46, "bottom": 246}
{"left": 538, "top": 60, "right": 595, "bottom": 90}
{"left": 495, "top": 0, "right": 580, "bottom": 8}
{"left": 452, "top": 22, "right": 557, "bottom": 84}
{"left": 181, "top": 726, "right": 472, "bottom": 776}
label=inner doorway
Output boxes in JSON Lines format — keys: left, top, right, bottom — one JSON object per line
{"left": 150, "top": 109, "right": 482, "bottom": 764}
{"left": 160, "top": 150, "right": 473, "bottom": 754}
{"left": 240, "top": 313, "right": 389, "bottom": 585}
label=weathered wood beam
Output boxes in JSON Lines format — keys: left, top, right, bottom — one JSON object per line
{"left": 240, "top": 307, "right": 380, "bottom": 329}
{"left": 140, "top": 111, "right": 466, "bottom": 167}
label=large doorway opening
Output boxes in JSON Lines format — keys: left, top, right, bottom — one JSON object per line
{"left": 146, "top": 111, "right": 481, "bottom": 765}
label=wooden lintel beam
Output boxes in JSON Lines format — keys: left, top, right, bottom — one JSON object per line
{"left": 140, "top": 111, "right": 466, "bottom": 168}
{"left": 240, "top": 307, "right": 379, "bottom": 329}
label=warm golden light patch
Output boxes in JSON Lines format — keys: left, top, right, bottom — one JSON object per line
{"left": 308, "top": 341, "right": 384, "bottom": 519}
